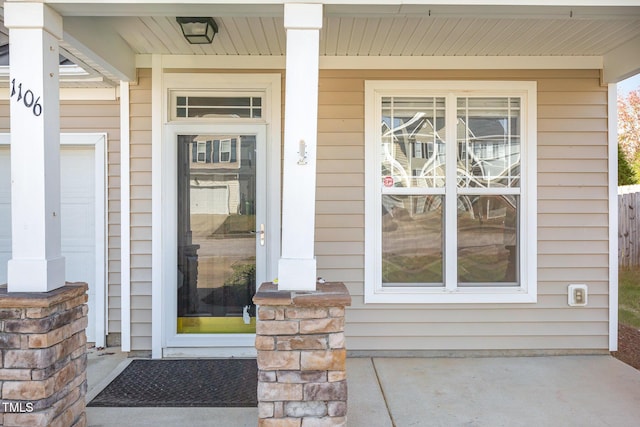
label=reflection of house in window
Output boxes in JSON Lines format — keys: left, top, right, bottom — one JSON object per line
{"left": 191, "top": 137, "right": 239, "bottom": 165}
{"left": 219, "top": 139, "right": 232, "bottom": 163}
{"left": 197, "top": 141, "right": 207, "bottom": 163}
{"left": 188, "top": 135, "right": 248, "bottom": 216}
{"left": 412, "top": 141, "right": 434, "bottom": 159}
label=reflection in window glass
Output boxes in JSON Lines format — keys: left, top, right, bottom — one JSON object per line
{"left": 371, "top": 84, "right": 533, "bottom": 299}
{"left": 457, "top": 195, "right": 519, "bottom": 285}
{"left": 382, "top": 195, "right": 444, "bottom": 286}
{"left": 457, "top": 97, "right": 521, "bottom": 188}
{"left": 219, "top": 139, "right": 231, "bottom": 162}
{"left": 196, "top": 141, "right": 206, "bottom": 163}
{"left": 173, "top": 95, "right": 263, "bottom": 119}
{"left": 189, "top": 97, "right": 251, "bottom": 107}
{"left": 177, "top": 134, "right": 257, "bottom": 334}
{"left": 381, "top": 97, "right": 446, "bottom": 189}
{"left": 377, "top": 92, "right": 526, "bottom": 291}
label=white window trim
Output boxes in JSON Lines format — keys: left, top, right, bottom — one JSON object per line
{"left": 364, "top": 80, "right": 537, "bottom": 304}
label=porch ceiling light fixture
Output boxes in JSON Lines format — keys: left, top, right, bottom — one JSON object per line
{"left": 176, "top": 17, "right": 218, "bottom": 44}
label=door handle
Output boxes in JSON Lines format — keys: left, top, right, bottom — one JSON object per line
{"left": 251, "top": 224, "right": 265, "bottom": 246}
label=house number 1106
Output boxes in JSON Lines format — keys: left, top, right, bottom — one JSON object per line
{"left": 11, "top": 79, "right": 43, "bottom": 117}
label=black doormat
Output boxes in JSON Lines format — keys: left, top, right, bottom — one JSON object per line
{"left": 88, "top": 359, "right": 257, "bottom": 407}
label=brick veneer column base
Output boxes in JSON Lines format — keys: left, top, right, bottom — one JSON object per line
{"left": 253, "top": 282, "right": 352, "bottom": 427}
{"left": 0, "top": 283, "right": 88, "bottom": 427}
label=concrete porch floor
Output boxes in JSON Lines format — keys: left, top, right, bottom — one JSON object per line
{"left": 86, "top": 349, "right": 640, "bottom": 427}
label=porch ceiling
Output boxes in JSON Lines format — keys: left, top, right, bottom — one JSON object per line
{"left": 1, "top": 3, "right": 640, "bottom": 86}
{"left": 105, "top": 14, "right": 640, "bottom": 58}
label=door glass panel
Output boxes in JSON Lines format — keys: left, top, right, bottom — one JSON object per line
{"left": 177, "top": 134, "right": 257, "bottom": 333}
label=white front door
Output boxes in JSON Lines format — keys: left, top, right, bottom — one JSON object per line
{"left": 158, "top": 73, "right": 281, "bottom": 357}
{"left": 0, "top": 134, "right": 105, "bottom": 345}
{"left": 164, "top": 124, "right": 270, "bottom": 354}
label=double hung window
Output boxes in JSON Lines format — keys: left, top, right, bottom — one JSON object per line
{"left": 219, "top": 139, "right": 232, "bottom": 162}
{"left": 196, "top": 141, "right": 207, "bottom": 163}
{"left": 365, "top": 81, "right": 537, "bottom": 303}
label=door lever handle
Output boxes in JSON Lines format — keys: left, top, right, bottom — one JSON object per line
{"left": 251, "top": 225, "right": 265, "bottom": 246}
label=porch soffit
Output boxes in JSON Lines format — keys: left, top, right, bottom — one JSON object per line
{"left": 1, "top": 3, "right": 640, "bottom": 84}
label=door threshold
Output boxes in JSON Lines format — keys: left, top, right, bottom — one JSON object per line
{"left": 162, "top": 346, "right": 257, "bottom": 358}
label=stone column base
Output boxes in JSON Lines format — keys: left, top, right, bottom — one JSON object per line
{"left": 254, "top": 282, "right": 351, "bottom": 427}
{"left": 0, "top": 283, "right": 88, "bottom": 427}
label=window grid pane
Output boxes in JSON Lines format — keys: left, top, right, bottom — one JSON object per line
{"left": 457, "top": 97, "right": 521, "bottom": 189}
{"left": 175, "top": 95, "right": 263, "bottom": 119}
{"left": 382, "top": 195, "right": 444, "bottom": 286}
{"left": 381, "top": 96, "right": 446, "bottom": 189}
{"left": 457, "top": 195, "right": 519, "bottom": 286}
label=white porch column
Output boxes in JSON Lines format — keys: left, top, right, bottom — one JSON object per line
{"left": 4, "top": 2, "right": 65, "bottom": 292}
{"left": 277, "top": 3, "right": 322, "bottom": 291}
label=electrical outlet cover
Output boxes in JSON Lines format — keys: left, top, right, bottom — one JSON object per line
{"left": 568, "top": 284, "right": 588, "bottom": 307}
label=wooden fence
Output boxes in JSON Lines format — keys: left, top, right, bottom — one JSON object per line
{"left": 619, "top": 185, "right": 640, "bottom": 267}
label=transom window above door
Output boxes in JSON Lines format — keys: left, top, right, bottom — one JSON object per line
{"left": 170, "top": 92, "right": 263, "bottom": 120}
{"left": 364, "top": 81, "right": 537, "bottom": 304}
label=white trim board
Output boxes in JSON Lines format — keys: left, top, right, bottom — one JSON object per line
{"left": 119, "top": 81, "right": 131, "bottom": 352}
{"left": 136, "top": 54, "right": 603, "bottom": 71}
{"left": 608, "top": 84, "right": 619, "bottom": 352}
{"left": 151, "top": 54, "right": 163, "bottom": 359}
{"left": 0, "top": 132, "right": 107, "bottom": 347}
{"left": 46, "top": 0, "right": 640, "bottom": 7}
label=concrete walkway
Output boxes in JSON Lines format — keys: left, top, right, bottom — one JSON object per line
{"left": 86, "top": 348, "right": 640, "bottom": 427}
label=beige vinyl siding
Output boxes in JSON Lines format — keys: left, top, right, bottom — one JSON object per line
{"left": 124, "top": 68, "right": 609, "bottom": 352}
{"left": 129, "top": 68, "right": 153, "bottom": 351}
{"left": 316, "top": 77, "right": 365, "bottom": 300}
{"left": 0, "top": 97, "right": 122, "bottom": 340}
{"left": 316, "top": 69, "right": 610, "bottom": 351}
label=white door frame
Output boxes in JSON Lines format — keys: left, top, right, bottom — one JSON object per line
{"left": 0, "top": 132, "right": 107, "bottom": 347}
{"left": 153, "top": 72, "right": 281, "bottom": 358}
{"left": 162, "top": 124, "right": 268, "bottom": 357}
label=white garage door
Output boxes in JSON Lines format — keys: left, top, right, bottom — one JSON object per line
{"left": 0, "top": 137, "right": 104, "bottom": 344}
{"left": 190, "top": 185, "right": 229, "bottom": 215}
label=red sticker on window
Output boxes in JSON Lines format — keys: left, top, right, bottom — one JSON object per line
{"left": 383, "top": 176, "right": 394, "bottom": 187}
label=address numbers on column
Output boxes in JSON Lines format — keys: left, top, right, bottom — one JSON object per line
{"left": 11, "top": 79, "right": 43, "bottom": 117}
